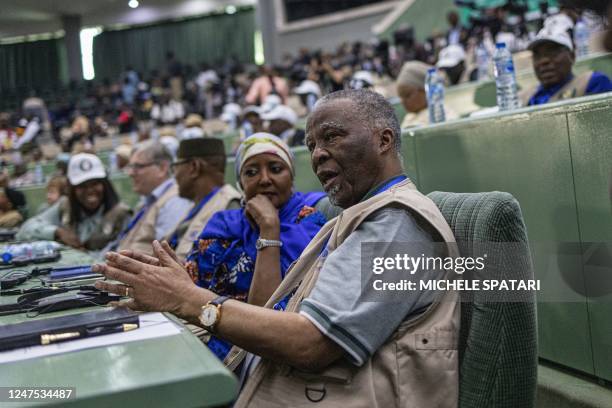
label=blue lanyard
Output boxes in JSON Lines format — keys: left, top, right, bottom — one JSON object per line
{"left": 119, "top": 181, "right": 174, "bottom": 240}
{"left": 361, "top": 174, "right": 408, "bottom": 202}
{"left": 168, "top": 187, "right": 220, "bottom": 249}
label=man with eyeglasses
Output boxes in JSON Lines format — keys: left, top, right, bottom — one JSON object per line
{"left": 113, "top": 140, "right": 192, "bottom": 255}
{"left": 164, "top": 138, "right": 241, "bottom": 259}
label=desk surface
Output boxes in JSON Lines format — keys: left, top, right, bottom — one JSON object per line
{"left": 0, "top": 247, "right": 238, "bottom": 408}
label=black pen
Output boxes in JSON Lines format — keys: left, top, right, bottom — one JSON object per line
{"left": 84, "top": 323, "right": 139, "bottom": 337}
{"left": 40, "top": 323, "right": 139, "bottom": 345}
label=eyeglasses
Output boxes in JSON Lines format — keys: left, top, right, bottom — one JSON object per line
{"left": 125, "top": 162, "right": 156, "bottom": 172}
{"left": 170, "top": 159, "right": 193, "bottom": 169}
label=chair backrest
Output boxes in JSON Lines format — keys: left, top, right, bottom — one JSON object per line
{"left": 428, "top": 191, "right": 537, "bottom": 408}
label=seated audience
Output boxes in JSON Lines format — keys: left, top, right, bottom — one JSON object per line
{"left": 180, "top": 114, "right": 206, "bottom": 140}
{"left": 261, "top": 105, "right": 304, "bottom": 146}
{"left": 111, "top": 141, "right": 192, "bottom": 255}
{"left": 114, "top": 144, "right": 133, "bottom": 171}
{"left": 165, "top": 138, "right": 241, "bottom": 259}
{"left": 240, "top": 106, "right": 263, "bottom": 139}
{"left": 396, "top": 61, "right": 457, "bottom": 128}
{"left": 245, "top": 65, "right": 290, "bottom": 105}
{"left": 523, "top": 26, "right": 612, "bottom": 106}
{"left": 9, "top": 162, "right": 35, "bottom": 187}
{"left": 294, "top": 80, "right": 322, "bottom": 113}
{"left": 151, "top": 94, "right": 185, "bottom": 125}
{"left": 183, "top": 133, "right": 329, "bottom": 359}
{"left": 95, "top": 90, "right": 458, "bottom": 407}
{"left": 37, "top": 175, "right": 68, "bottom": 214}
{"left": 0, "top": 187, "right": 26, "bottom": 228}
{"left": 348, "top": 70, "right": 375, "bottom": 90}
{"left": 17, "top": 154, "right": 130, "bottom": 250}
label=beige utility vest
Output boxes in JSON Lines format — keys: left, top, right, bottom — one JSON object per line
{"left": 520, "top": 71, "right": 592, "bottom": 106}
{"left": 118, "top": 182, "right": 182, "bottom": 256}
{"left": 229, "top": 179, "right": 460, "bottom": 408}
{"left": 170, "top": 184, "right": 241, "bottom": 259}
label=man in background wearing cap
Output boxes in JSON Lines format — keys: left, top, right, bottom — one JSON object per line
{"left": 436, "top": 44, "right": 467, "bottom": 85}
{"left": 523, "top": 24, "right": 612, "bottom": 106}
{"left": 114, "top": 141, "right": 192, "bottom": 255}
{"left": 261, "top": 105, "right": 305, "bottom": 147}
{"left": 165, "top": 138, "right": 241, "bottom": 259}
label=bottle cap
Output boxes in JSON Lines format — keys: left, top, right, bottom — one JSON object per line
{"left": 496, "top": 42, "right": 506, "bottom": 49}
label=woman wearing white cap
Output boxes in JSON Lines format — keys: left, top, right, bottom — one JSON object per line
{"left": 17, "top": 153, "right": 131, "bottom": 250}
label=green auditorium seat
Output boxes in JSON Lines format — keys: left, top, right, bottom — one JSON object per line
{"left": 428, "top": 191, "right": 538, "bottom": 408}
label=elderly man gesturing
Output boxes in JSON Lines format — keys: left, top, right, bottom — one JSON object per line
{"left": 94, "top": 90, "right": 459, "bottom": 407}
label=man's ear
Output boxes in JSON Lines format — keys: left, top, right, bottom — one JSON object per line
{"left": 378, "top": 128, "right": 395, "bottom": 154}
{"left": 159, "top": 160, "right": 170, "bottom": 175}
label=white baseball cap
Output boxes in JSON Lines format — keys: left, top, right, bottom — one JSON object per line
{"left": 436, "top": 45, "right": 466, "bottom": 68}
{"left": 260, "top": 94, "right": 282, "bottom": 113}
{"left": 349, "top": 71, "right": 374, "bottom": 89}
{"left": 160, "top": 136, "right": 179, "bottom": 159}
{"left": 294, "top": 80, "right": 322, "bottom": 97}
{"left": 260, "top": 105, "right": 298, "bottom": 125}
{"left": 67, "top": 153, "right": 107, "bottom": 186}
{"left": 528, "top": 22, "right": 574, "bottom": 51}
{"left": 220, "top": 103, "right": 242, "bottom": 122}
{"left": 242, "top": 105, "right": 262, "bottom": 116}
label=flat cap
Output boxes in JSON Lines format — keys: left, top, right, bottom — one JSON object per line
{"left": 177, "top": 137, "right": 226, "bottom": 159}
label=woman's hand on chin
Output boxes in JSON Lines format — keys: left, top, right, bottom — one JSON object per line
{"left": 245, "top": 194, "right": 280, "bottom": 239}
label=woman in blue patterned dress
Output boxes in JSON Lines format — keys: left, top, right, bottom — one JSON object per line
{"left": 184, "top": 133, "right": 328, "bottom": 360}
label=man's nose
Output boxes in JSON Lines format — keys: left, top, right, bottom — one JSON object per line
{"left": 534, "top": 54, "right": 552, "bottom": 67}
{"left": 311, "top": 145, "right": 329, "bottom": 168}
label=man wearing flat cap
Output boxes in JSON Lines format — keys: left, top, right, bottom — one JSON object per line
{"left": 166, "top": 137, "right": 241, "bottom": 259}
{"left": 522, "top": 19, "right": 612, "bottom": 106}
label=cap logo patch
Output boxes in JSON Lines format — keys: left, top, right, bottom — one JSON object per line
{"left": 79, "top": 159, "right": 93, "bottom": 172}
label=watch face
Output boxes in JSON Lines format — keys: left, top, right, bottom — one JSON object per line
{"left": 200, "top": 305, "right": 218, "bottom": 327}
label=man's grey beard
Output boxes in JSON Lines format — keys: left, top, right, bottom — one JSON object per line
{"left": 326, "top": 184, "right": 341, "bottom": 206}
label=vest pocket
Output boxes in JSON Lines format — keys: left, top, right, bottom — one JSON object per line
{"left": 414, "top": 329, "right": 457, "bottom": 350}
{"left": 289, "top": 364, "right": 355, "bottom": 385}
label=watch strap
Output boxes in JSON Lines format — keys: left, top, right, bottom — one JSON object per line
{"left": 210, "top": 295, "right": 230, "bottom": 307}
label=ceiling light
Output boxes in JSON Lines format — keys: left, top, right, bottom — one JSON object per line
{"left": 128, "top": 0, "right": 139, "bottom": 9}
{"left": 225, "top": 5, "right": 237, "bottom": 14}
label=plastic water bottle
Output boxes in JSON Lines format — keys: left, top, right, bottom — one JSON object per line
{"left": 574, "top": 20, "right": 590, "bottom": 58}
{"left": 476, "top": 43, "right": 490, "bottom": 81}
{"left": 425, "top": 68, "right": 446, "bottom": 124}
{"left": 34, "top": 163, "right": 44, "bottom": 184}
{"left": 109, "top": 152, "right": 118, "bottom": 175}
{"left": 241, "top": 121, "right": 254, "bottom": 139}
{"left": 493, "top": 43, "right": 520, "bottom": 111}
{"left": 111, "top": 133, "right": 119, "bottom": 149}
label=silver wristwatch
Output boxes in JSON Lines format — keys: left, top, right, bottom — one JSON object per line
{"left": 256, "top": 238, "right": 283, "bottom": 250}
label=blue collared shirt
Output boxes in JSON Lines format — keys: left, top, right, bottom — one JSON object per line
{"left": 147, "top": 178, "right": 192, "bottom": 240}
{"left": 528, "top": 71, "right": 612, "bottom": 106}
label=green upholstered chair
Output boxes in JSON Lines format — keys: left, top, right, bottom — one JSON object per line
{"left": 428, "top": 191, "right": 538, "bottom": 408}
